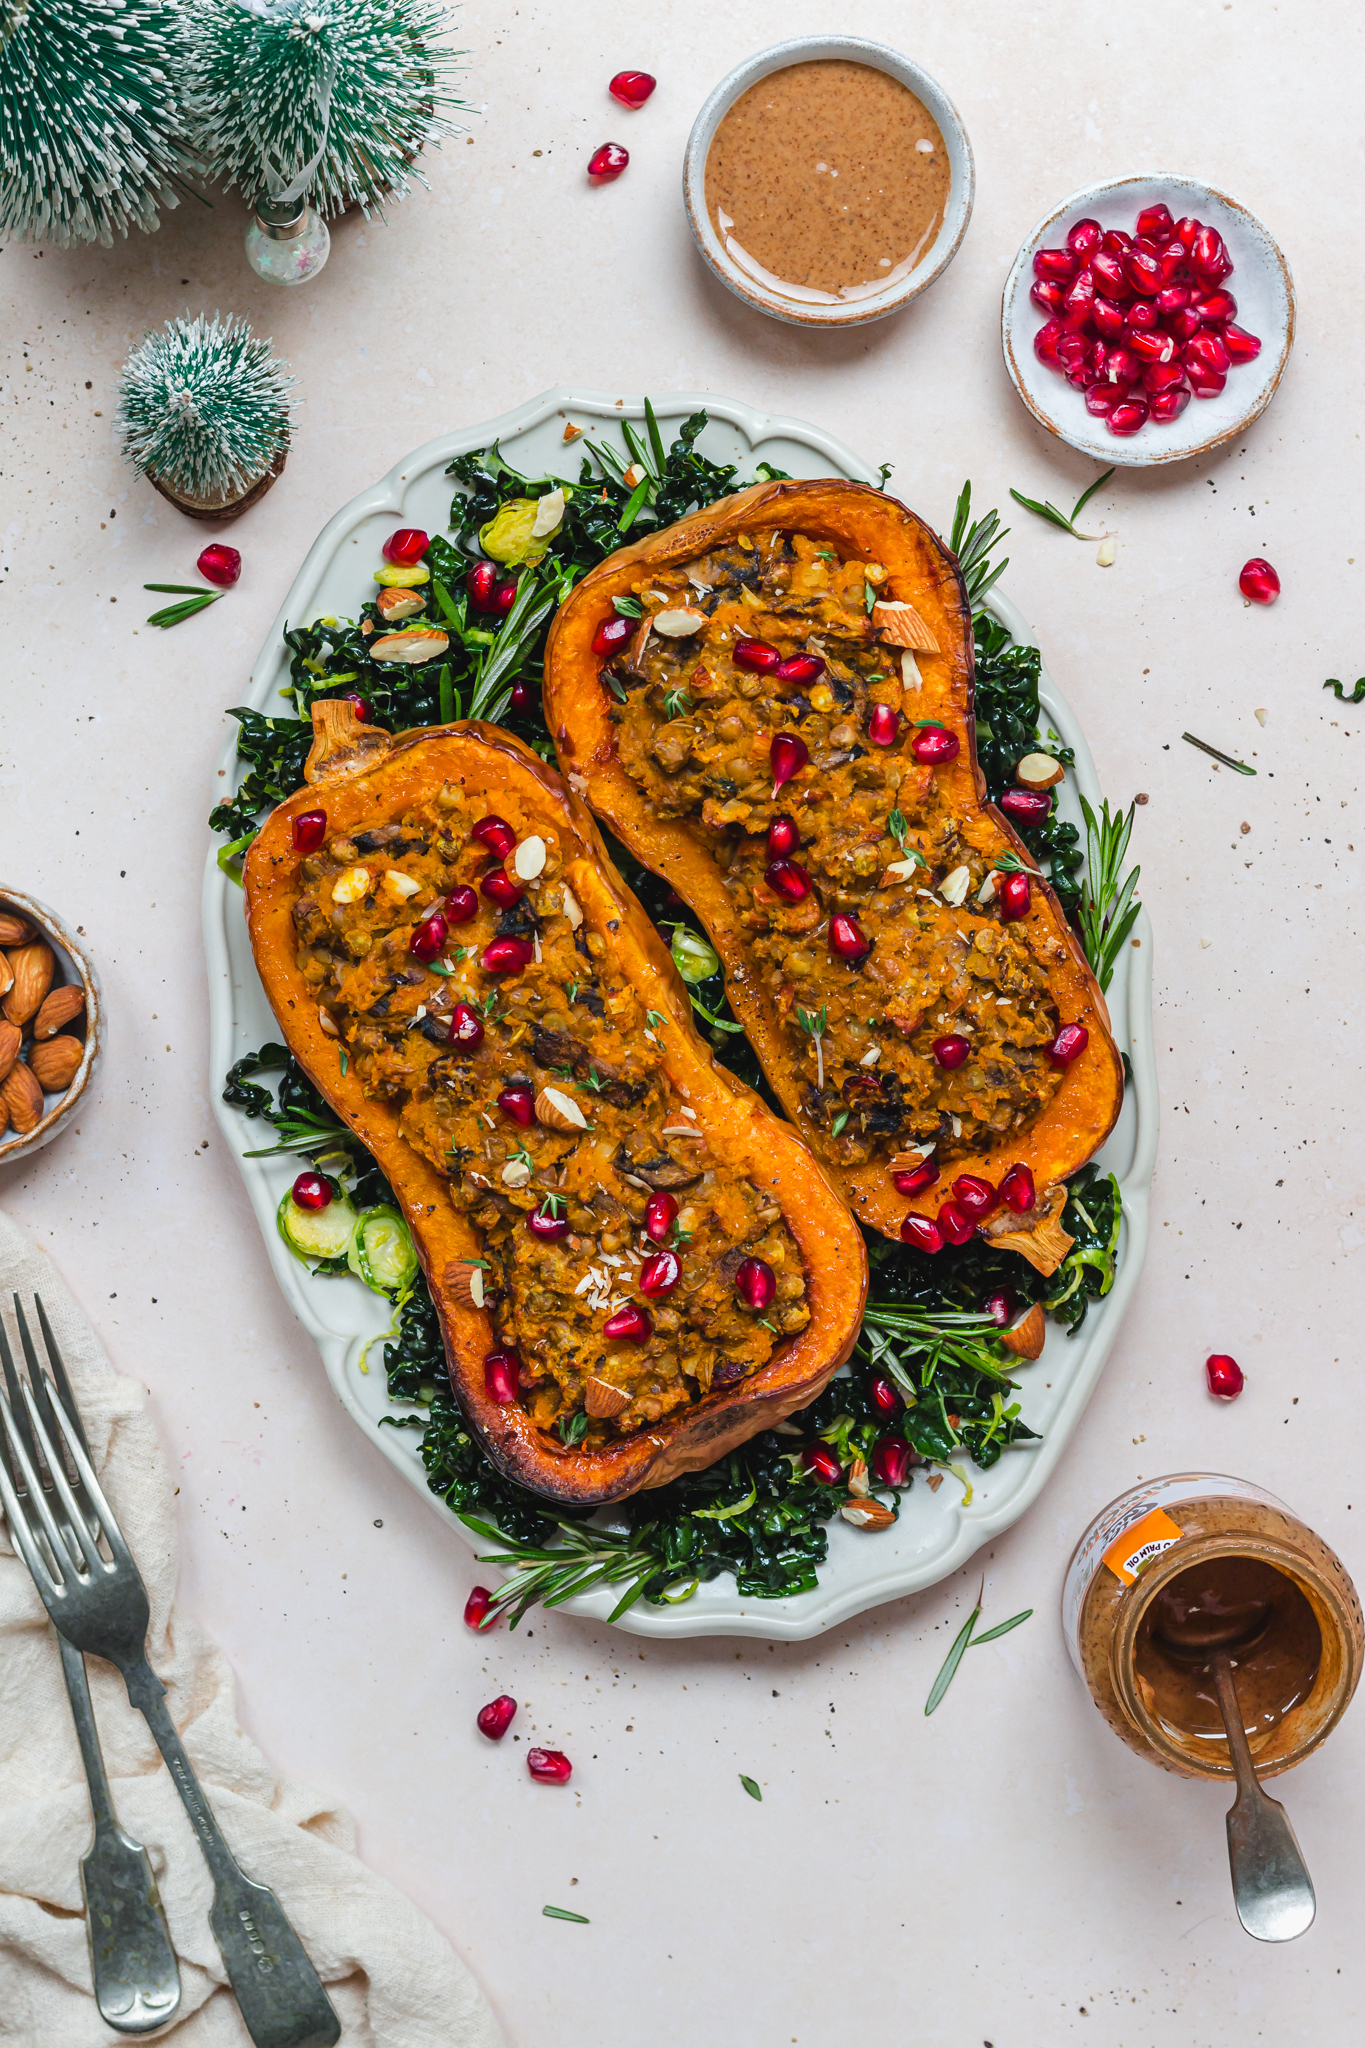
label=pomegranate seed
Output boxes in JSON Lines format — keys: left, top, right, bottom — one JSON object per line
{"left": 1124, "top": 298, "right": 1159, "bottom": 333}
{"left": 871, "top": 1438, "right": 916, "bottom": 1487}
{"left": 1000, "top": 1162, "right": 1036, "bottom": 1213}
{"left": 446, "top": 884, "right": 478, "bottom": 924}
{"left": 410, "top": 910, "right": 448, "bottom": 961}
{"left": 1104, "top": 344, "right": 1141, "bottom": 385}
{"left": 1206, "top": 1353, "right": 1245, "bottom": 1400}
{"left": 1190, "top": 224, "right": 1230, "bottom": 281}
{"left": 1187, "top": 365, "right": 1227, "bottom": 400}
{"left": 643, "top": 1191, "right": 677, "bottom": 1243}
{"left": 1033, "top": 246, "right": 1077, "bottom": 283}
{"left": 471, "top": 814, "right": 516, "bottom": 858}
{"left": 767, "top": 814, "right": 801, "bottom": 859}
{"left": 1150, "top": 388, "right": 1191, "bottom": 423}
{"left": 868, "top": 1374, "right": 903, "bottom": 1416}
{"left": 608, "top": 69, "right": 655, "bottom": 108}
{"left": 592, "top": 613, "right": 635, "bottom": 657}
{"left": 1155, "top": 284, "right": 1190, "bottom": 316}
{"left": 482, "top": 936, "right": 534, "bottom": 974}
{"left": 1085, "top": 386, "right": 1120, "bottom": 419}
{"left": 527, "top": 1748, "right": 572, "bottom": 1784}
{"left": 828, "top": 913, "right": 870, "bottom": 964}
{"left": 1193, "top": 289, "right": 1237, "bottom": 324}
{"left": 509, "top": 679, "right": 532, "bottom": 716}
{"left": 1108, "top": 400, "right": 1150, "bottom": 436}
{"left": 1046, "top": 1023, "right": 1089, "bottom": 1065}
{"left": 464, "top": 1586, "right": 496, "bottom": 1629}
{"left": 932, "top": 1034, "right": 970, "bottom": 1069}
{"left": 1100, "top": 228, "right": 1132, "bottom": 256}
{"left": 292, "top": 808, "right": 326, "bottom": 853}
{"left": 1057, "top": 332, "right": 1089, "bottom": 373}
{"left": 383, "top": 527, "right": 429, "bottom": 565}
{"left": 1089, "top": 251, "right": 1130, "bottom": 300}
{"left": 1158, "top": 236, "right": 1189, "bottom": 280}
{"left": 911, "top": 725, "right": 959, "bottom": 765}
{"left": 735, "top": 1257, "right": 776, "bottom": 1311}
{"left": 467, "top": 560, "right": 500, "bottom": 610}
{"left": 953, "top": 1174, "right": 998, "bottom": 1220}
{"left": 481, "top": 870, "right": 525, "bottom": 909}
{"left": 196, "top": 541, "right": 241, "bottom": 587}
{"left": 291, "top": 1171, "right": 331, "bottom": 1210}
{"left": 340, "top": 693, "right": 371, "bottom": 725}
{"left": 587, "top": 142, "right": 628, "bottom": 181}
{"left": 485, "top": 1351, "right": 520, "bottom": 1404}
{"left": 983, "top": 1288, "right": 1019, "bottom": 1327}
{"left": 528, "top": 1201, "right": 569, "bottom": 1241}
{"left": 1031, "top": 279, "right": 1067, "bottom": 315}
{"left": 1185, "top": 330, "right": 1230, "bottom": 377}
{"left": 999, "top": 870, "right": 1031, "bottom": 921}
{"left": 1091, "top": 295, "right": 1126, "bottom": 339}
{"left": 1168, "top": 306, "right": 1203, "bottom": 343}
{"left": 900, "top": 1213, "right": 943, "bottom": 1253}
{"left": 1067, "top": 217, "right": 1103, "bottom": 258}
{"left": 497, "top": 1082, "right": 535, "bottom": 1124}
{"left": 1134, "top": 234, "right": 1164, "bottom": 258}
{"left": 1136, "top": 201, "right": 1175, "bottom": 241}
{"left": 1033, "top": 320, "right": 1064, "bottom": 368}
{"left": 639, "top": 1249, "right": 680, "bottom": 1297}
{"left": 802, "top": 1443, "right": 843, "bottom": 1484}
{"left": 867, "top": 703, "right": 901, "bottom": 747}
{"left": 1062, "top": 269, "right": 1095, "bottom": 329}
{"left": 604, "top": 1302, "right": 651, "bottom": 1342}
{"left": 1143, "top": 360, "right": 1187, "bottom": 395}
{"left": 1127, "top": 329, "right": 1175, "bottom": 364}
{"left": 1123, "top": 249, "right": 1164, "bottom": 296}
{"left": 477, "top": 1694, "right": 518, "bottom": 1740}
{"left": 1222, "top": 323, "right": 1262, "bottom": 364}
{"left": 891, "top": 1161, "right": 938, "bottom": 1197}
{"left": 774, "top": 652, "right": 825, "bottom": 685}
{"left": 492, "top": 577, "right": 518, "bottom": 617}
{"left": 735, "top": 637, "right": 781, "bottom": 674}
{"left": 448, "top": 1001, "right": 485, "bottom": 1051}
{"left": 937, "top": 1200, "right": 975, "bottom": 1247}
{"left": 1173, "top": 215, "right": 1201, "bottom": 251}
{"left": 764, "top": 857, "right": 812, "bottom": 903}
{"left": 1239, "top": 558, "right": 1280, "bottom": 605}
{"left": 770, "top": 732, "right": 809, "bottom": 795}
{"left": 1000, "top": 787, "right": 1052, "bottom": 826}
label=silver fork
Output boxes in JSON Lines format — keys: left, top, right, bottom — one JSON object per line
{"left": 0, "top": 1296, "right": 341, "bottom": 2048}
{"left": 0, "top": 1297, "right": 180, "bottom": 2035}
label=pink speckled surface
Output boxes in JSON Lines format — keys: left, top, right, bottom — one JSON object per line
{"left": 2, "top": 3, "right": 1363, "bottom": 2041}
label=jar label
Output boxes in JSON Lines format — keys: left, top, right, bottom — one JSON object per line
{"left": 1102, "top": 1506, "right": 1183, "bottom": 1585}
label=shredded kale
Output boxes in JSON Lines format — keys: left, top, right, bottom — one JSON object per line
{"left": 973, "top": 615, "right": 1083, "bottom": 916}
{"left": 1045, "top": 1164, "right": 1122, "bottom": 1331}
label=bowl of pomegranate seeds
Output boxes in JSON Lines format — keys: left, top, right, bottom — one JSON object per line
{"left": 1002, "top": 174, "right": 1294, "bottom": 466}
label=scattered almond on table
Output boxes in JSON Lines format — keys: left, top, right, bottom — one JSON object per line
{"left": 0, "top": 907, "right": 88, "bottom": 1142}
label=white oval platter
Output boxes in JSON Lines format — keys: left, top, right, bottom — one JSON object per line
{"left": 204, "top": 386, "right": 1157, "bottom": 1641}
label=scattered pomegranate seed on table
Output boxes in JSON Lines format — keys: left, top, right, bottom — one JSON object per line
{"left": 587, "top": 142, "right": 629, "bottom": 181}
{"left": 464, "top": 1586, "right": 496, "bottom": 1629}
{"left": 1240, "top": 557, "right": 1281, "bottom": 604}
{"left": 1206, "top": 1353, "right": 1245, "bottom": 1400}
{"left": 196, "top": 542, "right": 241, "bottom": 586}
{"left": 477, "top": 1695, "right": 518, "bottom": 1740}
{"left": 609, "top": 69, "right": 656, "bottom": 109}
{"left": 527, "top": 1748, "right": 573, "bottom": 1784}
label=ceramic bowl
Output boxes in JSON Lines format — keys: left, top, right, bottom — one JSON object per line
{"left": 1001, "top": 172, "right": 1294, "bottom": 467}
{"left": 683, "top": 36, "right": 974, "bottom": 329}
{"left": 0, "top": 889, "right": 102, "bottom": 1167}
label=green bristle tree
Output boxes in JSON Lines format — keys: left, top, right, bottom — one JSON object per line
{"left": 0, "top": 0, "right": 196, "bottom": 246}
{"left": 116, "top": 313, "right": 295, "bottom": 507}
{"left": 186, "top": 0, "right": 467, "bottom": 220}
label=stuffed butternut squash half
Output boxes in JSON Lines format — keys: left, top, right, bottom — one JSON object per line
{"left": 243, "top": 704, "right": 866, "bottom": 1506}
{"left": 542, "top": 479, "right": 1123, "bottom": 1266}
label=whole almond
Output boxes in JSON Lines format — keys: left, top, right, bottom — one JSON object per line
{"left": 442, "top": 1258, "right": 486, "bottom": 1311}
{"left": 29, "top": 1035, "right": 84, "bottom": 1092}
{"left": 1, "top": 1061, "right": 45, "bottom": 1133}
{"left": 3, "top": 942, "right": 54, "bottom": 1027}
{"left": 0, "top": 913, "right": 34, "bottom": 946}
{"left": 0, "top": 1095, "right": 7, "bottom": 1137}
{"left": 33, "top": 984, "right": 85, "bottom": 1040}
{"left": 0, "top": 1021, "right": 20, "bottom": 1083}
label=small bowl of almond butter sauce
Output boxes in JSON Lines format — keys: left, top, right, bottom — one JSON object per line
{"left": 684, "top": 37, "right": 974, "bottom": 328}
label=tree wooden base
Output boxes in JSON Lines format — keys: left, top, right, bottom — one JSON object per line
{"left": 144, "top": 447, "right": 287, "bottom": 523}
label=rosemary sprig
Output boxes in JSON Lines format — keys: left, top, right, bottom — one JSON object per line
{"left": 543, "top": 1905, "right": 590, "bottom": 1924}
{"left": 241, "top": 1105, "right": 360, "bottom": 1162}
{"left": 860, "top": 1304, "right": 1021, "bottom": 1399}
{"left": 145, "top": 583, "right": 223, "bottom": 627}
{"left": 1077, "top": 796, "right": 1142, "bottom": 993}
{"left": 459, "top": 1514, "right": 668, "bottom": 1627}
{"left": 1324, "top": 676, "right": 1365, "bottom": 703}
{"left": 1181, "top": 731, "right": 1256, "bottom": 776}
{"left": 948, "top": 483, "right": 1009, "bottom": 611}
{"left": 1009, "top": 467, "right": 1115, "bottom": 541}
{"left": 925, "top": 1580, "right": 1033, "bottom": 1715}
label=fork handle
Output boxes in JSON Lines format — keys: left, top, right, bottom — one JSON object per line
{"left": 123, "top": 1659, "right": 340, "bottom": 2048}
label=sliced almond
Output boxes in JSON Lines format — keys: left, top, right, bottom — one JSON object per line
{"left": 847, "top": 1457, "right": 871, "bottom": 1498}
{"left": 1, "top": 1061, "right": 44, "bottom": 1134}
{"left": 513, "top": 834, "right": 547, "bottom": 881}
{"left": 651, "top": 607, "right": 708, "bottom": 638}
{"left": 535, "top": 1085, "right": 587, "bottom": 1133}
{"left": 381, "top": 870, "right": 421, "bottom": 902}
{"left": 317, "top": 1005, "right": 340, "bottom": 1038}
{"left": 3, "top": 943, "right": 53, "bottom": 1026}
{"left": 584, "top": 1376, "right": 631, "bottom": 1419}
{"left": 32, "top": 984, "right": 85, "bottom": 1039}
{"left": 840, "top": 1499, "right": 896, "bottom": 1530}
{"left": 563, "top": 422, "right": 584, "bottom": 442}
{"left": 871, "top": 600, "right": 939, "bottom": 653}
{"left": 444, "top": 1259, "right": 486, "bottom": 1310}
{"left": 998, "top": 1302, "right": 1046, "bottom": 1360}
{"left": 369, "top": 627, "right": 450, "bottom": 665}
{"left": 331, "top": 866, "right": 373, "bottom": 905}
{"left": 939, "top": 865, "right": 971, "bottom": 906}
{"left": 622, "top": 463, "right": 645, "bottom": 489}
{"left": 879, "top": 855, "right": 924, "bottom": 887}
{"left": 531, "top": 487, "right": 566, "bottom": 540}
{"left": 900, "top": 649, "right": 922, "bottom": 690}
{"left": 375, "top": 585, "right": 426, "bottom": 623}
{"left": 29, "top": 1035, "right": 83, "bottom": 1092}
{"left": 559, "top": 884, "right": 583, "bottom": 929}
{"left": 1015, "top": 752, "right": 1065, "bottom": 791}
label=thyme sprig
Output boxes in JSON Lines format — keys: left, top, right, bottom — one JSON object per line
{"left": 1077, "top": 797, "right": 1142, "bottom": 992}
{"left": 1009, "top": 467, "right": 1115, "bottom": 541}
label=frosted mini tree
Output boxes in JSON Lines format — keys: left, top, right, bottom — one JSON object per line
{"left": 0, "top": 0, "right": 196, "bottom": 246}
{"left": 187, "top": 0, "right": 467, "bottom": 220}
{"left": 116, "top": 314, "right": 295, "bottom": 517}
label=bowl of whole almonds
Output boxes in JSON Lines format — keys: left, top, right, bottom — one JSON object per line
{"left": 0, "top": 890, "right": 103, "bottom": 1166}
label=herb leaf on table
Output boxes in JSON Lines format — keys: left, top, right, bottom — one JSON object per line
{"left": 1008, "top": 467, "right": 1115, "bottom": 541}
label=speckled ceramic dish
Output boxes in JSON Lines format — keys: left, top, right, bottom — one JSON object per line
{"left": 0, "top": 889, "right": 102, "bottom": 1167}
{"left": 1002, "top": 173, "right": 1294, "bottom": 467}
{"left": 683, "top": 37, "right": 974, "bottom": 328}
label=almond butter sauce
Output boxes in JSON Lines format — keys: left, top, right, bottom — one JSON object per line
{"left": 1134, "top": 1555, "right": 1322, "bottom": 1747}
{"left": 704, "top": 59, "right": 950, "bottom": 306}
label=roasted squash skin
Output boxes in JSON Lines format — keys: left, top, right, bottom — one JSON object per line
{"left": 542, "top": 478, "right": 1124, "bottom": 1247}
{"left": 244, "top": 714, "right": 867, "bottom": 1505}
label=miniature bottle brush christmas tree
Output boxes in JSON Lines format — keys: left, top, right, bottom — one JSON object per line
{"left": 116, "top": 314, "right": 294, "bottom": 521}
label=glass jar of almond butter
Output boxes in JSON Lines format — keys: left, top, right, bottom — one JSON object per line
{"left": 1063, "top": 1474, "right": 1364, "bottom": 1780}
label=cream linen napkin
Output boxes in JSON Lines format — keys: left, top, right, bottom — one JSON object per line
{"left": 0, "top": 1209, "right": 505, "bottom": 2048}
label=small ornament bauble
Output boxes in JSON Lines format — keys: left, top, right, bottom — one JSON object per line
{"left": 244, "top": 194, "right": 331, "bottom": 285}
{"left": 116, "top": 313, "right": 294, "bottom": 521}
